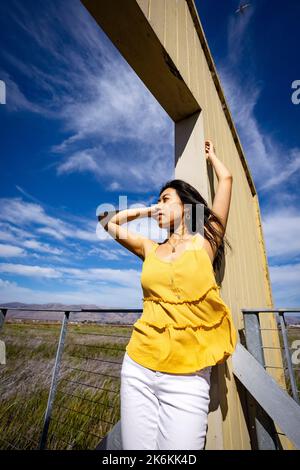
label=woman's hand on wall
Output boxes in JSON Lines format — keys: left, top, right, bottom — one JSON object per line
{"left": 205, "top": 139, "right": 216, "bottom": 163}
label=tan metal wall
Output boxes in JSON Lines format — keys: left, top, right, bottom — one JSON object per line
{"left": 82, "top": 0, "right": 294, "bottom": 449}
{"left": 136, "top": 0, "right": 293, "bottom": 450}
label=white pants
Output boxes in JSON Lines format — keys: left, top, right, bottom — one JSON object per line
{"left": 120, "top": 352, "right": 212, "bottom": 450}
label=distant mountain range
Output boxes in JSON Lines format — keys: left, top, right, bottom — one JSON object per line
{"left": 0, "top": 302, "right": 299, "bottom": 326}
{"left": 0, "top": 302, "right": 142, "bottom": 325}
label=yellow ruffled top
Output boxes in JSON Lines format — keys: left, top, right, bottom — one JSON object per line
{"left": 126, "top": 234, "right": 238, "bottom": 373}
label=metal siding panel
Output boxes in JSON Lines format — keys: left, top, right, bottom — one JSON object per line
{"left": 186, "top": 4, "right": 197, "bottom": 94}
{"left": 177, "top": 0, "right": 189, "bottom": 86}
{"left": 206, "top": 82, "right": 246, "bottom": 449}
{"left": 199, "top": 47, "right": 210, "bottom": 150}
{"left": 136, "top": 0, "right": 149, "bottom": 18}
{"left": 149, "top": 0, "right": 166, "bottom": 46}
{"left": 80, "top": 0, "right": 295, "bottom": 450}
{"left": 165, "top": 0, "right": 177, "bottom": 65}
{"left": 193, "top": 29, "right": 200, "bottom": 102}
{"left": 207, "top": 73, "right": 218, "bottom": 145}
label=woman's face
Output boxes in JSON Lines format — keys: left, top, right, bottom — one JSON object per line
{"left": 155, "top": 188, "right": 184, "bottom": 231}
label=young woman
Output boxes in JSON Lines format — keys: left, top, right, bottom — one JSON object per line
{"left": 98, "top": 140, "right": 238, "bottom": 450}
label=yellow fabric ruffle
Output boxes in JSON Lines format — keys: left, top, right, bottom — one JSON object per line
{"left": 125, "top": 235, "right": 238, "bottom": 373}
{"left": 134, "top": 305, "right": 229, "bottom": 331}
{"left": 126, "top": 307, "right": 237, "bottom": 373}
{"left": 142, "top": 283, "right": 221, "bottom": 305}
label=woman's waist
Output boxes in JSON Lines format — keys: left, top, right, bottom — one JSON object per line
{"left": 138, "top": 288, "right": 231, "bottom": 329}
{"left": 142, "top": 282, "right": 220, "bottom": 305}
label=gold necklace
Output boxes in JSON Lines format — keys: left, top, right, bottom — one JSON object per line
{"left": 167, "top": 233, "right": 192, "bottom": 253}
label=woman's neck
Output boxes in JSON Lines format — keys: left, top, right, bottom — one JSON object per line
{"left": 168, "top": 229, "right": 192, "bottom": 240}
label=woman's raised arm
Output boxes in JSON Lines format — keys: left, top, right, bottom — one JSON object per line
{"left": 205, "top": 139, "right": 233, "bottom": 248}
{"left": 98, "top": 205, "right": 160, "bottom": 261}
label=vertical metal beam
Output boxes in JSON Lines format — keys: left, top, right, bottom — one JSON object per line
{"left": 175, "top": 111, "right": 209, "bottom": 204}
{"left": 39, "top": 311, "right": 70, "bottom": 450}
{"left": 279, "top": 313, "right": 300, "bottom": 404}
{"left": 243, "top": 311, "right": 280, "bottom": 450}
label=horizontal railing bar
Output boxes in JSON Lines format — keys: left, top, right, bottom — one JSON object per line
{"left": 256, "top": 328, "right": 300, "bottom": 333}
{"left": 68, "top": 331, "right": 132, "bottom": 337}
{"left": 59, "top": 378, "right": 119, "bottom": 394}
{"left": 1, "top": 338, "right": 60, "bottom": 345}
{"left": 24, "top": 429, "right": 45, "bottom": 447}
{"left": 3, "top": 333, "right": 131, "bottom": 340}
{"left": 242, "top": 309, "right": 300, "bottom": 313}
{"left": 63, "top": 365, "right": 120, "bottom": 379}
{"left": 0, "top": 308, "right": 81, "bottom": 312}
{"left": 68, "top": 354, "right": 123, "bottom": 365}
{"left": 5, "top": 432, "right": 39, "bottom": 449}
{"left": 48, "top": 433, "right": 74, "bottom": 449}
{"left": 2, "top": 306, "right": 298, "bottom": 316}
{"left": 0, "top": 436, "right": 20, "bottom": 449}
{"left": 68, "top": 343, "right": 126, "bottom": 352}
{"left": 264, "top": 365, "right": 288, "bottom": 369}
{"left": 55, "top": 403, "right": 115, "bottom": 426}
{"left": 258, "top": 328, "right": 286, "bottom": 331}
{"left": 80, "top": 309, "right": 142, "bottom": 313}
{"left": 47, "top": 418, "right": 73, "bottom": 449}
{"left": 0, "top": 306, "right": 143, "bottom": 314}
{"left": 18, "top": 435, "right": 40, "bottom": 447}
{"left": 55, "top": 389, "right": 115, "bottom": 409}
{"left": 50, "top": 416, "right": 104, "bottom": 440}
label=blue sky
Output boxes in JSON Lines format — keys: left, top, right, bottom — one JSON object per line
{"left": 0, "top": 0, "right": 299, "bottom": 309}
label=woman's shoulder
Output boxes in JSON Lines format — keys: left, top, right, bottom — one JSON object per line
{"left": 143, "top": 238, "right": 159, "bottom": 260}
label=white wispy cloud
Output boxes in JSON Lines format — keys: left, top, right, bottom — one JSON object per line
{"left": 0, "top": 244, "right": 26, "bottom": 258}
{"left": 268, "top": 263, "right": 300, "bottom": 307}
{"left": 3, "top": 0, "right": 173, "bottom": 192}
{"left": 218, "top": 5, "right": 300, "bottom": 194}
{"left": 0, "top": 195, "right": 165, "bottom": 266}
{"left": 0, "top": 263, "right": 61, "bottom": 278}
{"left": 219, "top": 5, "right": 300, "bottom": 307}
{"left": 0, "top": 277, "right": 142, "bottom": 307}
{"left": 0, "top": 262, "right": 141, "bottom": 284}
{"left": 0, "top": 71, "right": 47, "bottom": 115}
{"left": 23, "top": 239, "right": 63, "bottom": 255}
{"left": 262, "top": 208, "right": 300, "bottom": 260}
{"left": 0, "top": 197, "right": 97, "bottom": 243}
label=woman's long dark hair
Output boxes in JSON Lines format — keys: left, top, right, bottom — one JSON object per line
{"left": 158, "top": 179, "right": 232, "bottom": 274}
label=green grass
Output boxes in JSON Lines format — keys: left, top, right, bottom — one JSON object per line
{"left": 0, "top": 321, "right": 132, "bottom": 450}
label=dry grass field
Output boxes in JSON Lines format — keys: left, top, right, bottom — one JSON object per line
{"left": 0, "top": 320, "right": 132, "bottom": 449}
{"left": 0, "top": 320, "right": 299, "bottom": 450}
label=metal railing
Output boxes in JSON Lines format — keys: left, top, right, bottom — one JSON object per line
{"left": 1, "top": 306, "right": 300, "bottom": 450}
{"left": 0, "top": 306, "right": 142, "bottom": 450}
{"left": 242, "top": 309, "right": 300, "bottom": 405}
{"left": 240, "top": 308, "right": 300, "bottom": 450}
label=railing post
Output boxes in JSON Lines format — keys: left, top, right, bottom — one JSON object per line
{"left": 0, "top": 308, "right": 7, "bottom": 331}
{"left": 0, "top": 309, "right": 7, "bottom": 365}
{"left": 39, "top": 311, "right": 70, "bottom": 450}
{"left": 279, "top": 312, "right": 300, "bottom": 405}
{"left": 243, "top": 311, "right": 280, "bottom": 450}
